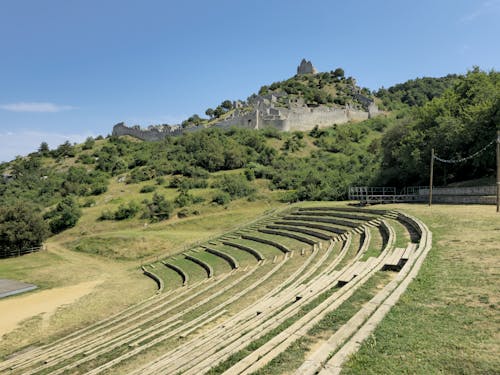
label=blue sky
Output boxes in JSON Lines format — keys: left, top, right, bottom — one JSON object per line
{"left": 0, "top": 0, "right": 499, "bottom": 162}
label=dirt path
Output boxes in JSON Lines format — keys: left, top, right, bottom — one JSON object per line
{"left": 0, "top": 279, "right": 103, "bottom": 338}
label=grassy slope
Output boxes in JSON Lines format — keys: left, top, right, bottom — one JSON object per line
{"left": 0, "top": 171, "right": 283, "bottom": 357}
{"left": 342, "top": 204, "right": 499, "bottom": 375}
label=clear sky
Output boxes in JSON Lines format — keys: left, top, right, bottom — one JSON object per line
{"left": 0, "top": 0, "right": 498, "bottom": 162}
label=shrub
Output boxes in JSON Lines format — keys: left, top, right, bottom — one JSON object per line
{"left": 212, "top": 191, "right": 231, "bottom": 206}
{"left": 142, "top": 193, "right": 173, "bottom": 222}
{"left": 127, "top": 166, "right": 155, "bottom": 183}
{"left": 45, "top": 196, "right": 82, "bottom": 234}
{"left": 82, "top": 198, "right": 96, "bottom": 207}
{"left": 113, "top": 201, "right": 140, "bottom": 220}
{"left": 244, "top": 168, "right": 255, "bottom": 181}
{"left": 82, "top": 137, "right": 95, "bottom": 150}
{"left": 99, "top": 210, "right": 115, "bottom": 221}
{"left": 140, "top": 185, "right": 156, "bottom": 193}
{"left": 213, "top": 174, "right": 256, "bottom": 199}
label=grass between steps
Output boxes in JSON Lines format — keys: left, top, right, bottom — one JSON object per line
{"left": 360, "top": 226, "right": 385, "bottom": 261}
{"left": 248, "top": 271, "right": 392, "bottom": 375}
{"left": 205, "top": 271, "right": 391, "bottom": 375}
{"left": 340, "top": 204, "right": 500, "bottom": 375}
{"left": 204, "top": 286, "right": 340, "bottom": 374}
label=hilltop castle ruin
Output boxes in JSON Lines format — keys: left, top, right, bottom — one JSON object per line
{"left": 113, "top": 60, "right": 379, "bottom": 141}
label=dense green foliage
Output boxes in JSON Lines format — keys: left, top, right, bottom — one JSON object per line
{"left": 377, "top": 68, "right": 499, "bottom": 186}
{"left": 142, "top": 193, "right": 174, "bottom": 222}
{"left": 44, "top": 196, "right": 82, "bottom": 234}
{"left": 0, "top": 203, "right": 49, "bottom": 253}
{"left": 376, "top": 74, "right": 459, "bottom": 110}
{"left": 0, "top": 67, "right": 497, "bottom": 250}
{"left": 258, "top": 70, "right": 373, "bottom": 108}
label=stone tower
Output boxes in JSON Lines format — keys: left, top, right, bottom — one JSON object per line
{"left": 297, "top": 59, "right": 317, "bottom": 75}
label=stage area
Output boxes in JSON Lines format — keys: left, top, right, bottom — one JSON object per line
{"left": 0, "top": 279, "right": 37, "bottom": 299}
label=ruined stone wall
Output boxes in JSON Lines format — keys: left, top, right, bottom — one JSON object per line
{"left": 112, "top": 123, "right": 183, "bottom": 141}
{"left": 272, "top": 107, "right": 369, "bottom": 131}
{"left": 112, "top": 106, "right": 372, "bottom": 141}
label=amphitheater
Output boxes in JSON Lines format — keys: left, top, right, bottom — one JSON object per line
{"left": 0, "top": 204, "right": 432, "bottom": 374}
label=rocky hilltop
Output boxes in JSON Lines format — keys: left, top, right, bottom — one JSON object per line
{"left": 113, "top": 60, "right": 379, "bottom": 141}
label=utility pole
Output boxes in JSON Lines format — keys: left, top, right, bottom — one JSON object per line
{"left": 496, "top": 130, "right": 500, "bottom": 213}
{"left": 429, "top": 148, "right": 434, "bottom": 207}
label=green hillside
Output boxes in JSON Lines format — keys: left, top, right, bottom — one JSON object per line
{"left": 0, "top": 67, "right": 498, "bottom": 257}
{"left": 0, "top": 67, "right": 499, "bottom": 375}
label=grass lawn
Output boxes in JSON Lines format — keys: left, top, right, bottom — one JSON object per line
{"left": 342, "top": 204, "right": 499, "bottom": 375}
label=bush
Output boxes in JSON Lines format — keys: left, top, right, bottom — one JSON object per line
{"left": 244, "top": 168, "right": 255, "bottom": 181}
{"left": 156, "top": 176, "right": 166, "bottom": 185}
{"left": 113, "top": 201, "right": 140, "bottom": 220}
{"left": 174, "top": 190, "right": 205, "bottom": 207}
{"left": 127, "top": 166, "right": 155, "bottom": 183}
{"left": 77, "top": 154, "right": 95, "bottom": 165}
{"left": 261, "top": 127, "right": 282, "bottom": 139}
{"left": 142, "top": 193, "right": 173, "bottom": 222}
{"left": 212, "top": 191, "right": 231, "bottom": 205}
{"left": 99, "top": 210, "right": 115, "bottom": 221}
{"left": 82, "top": 198, "right": 96, "bottom": 207}
{"left": 82, "top": 137, "right": 95, "bottom": 150}
{"left": 140, "top": 185, "right": 156, "bottom": 193}
{"left": 45, "top": 196, "right": 82, "bottom": 234}
{"left": 213, "top": 174, "right": 256, "bottom": 199}
{"left": 169, "top": 176, "right": 208, "bottom": 189}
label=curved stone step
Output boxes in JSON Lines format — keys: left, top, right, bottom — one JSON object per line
{"left": 293, "top": 211, "right": 376, "bottom": 221}
{"left": 298, "top": 206, "right": 388, "bottom": 215}
{"left": 203, "top": 247, "right": 239, "bottom": 269}
{"left": 274, "top": 220, "right": 346, "bottom": 235}
{"left": 222, "top": 241, "right": 265, "bottom": 261}
{"left": 258, "top": 228, "right": 317, "bottom": 245}
{"left": 141, "top": 266, "right": 164, "bottom": 293}
{"left": 185, "top": 255, "right": 214, "bottom": 278}
{"left": 266, "top": 224, "right": 331, "bottom": 240}
{"left": 240, "top": 234, "right": 291, "bottom": 254}
{"left": 283, "top": 215, "right": 358, "bottom": 228}
{"left": 162, "top": 261, "right": 189, "bottom": 286}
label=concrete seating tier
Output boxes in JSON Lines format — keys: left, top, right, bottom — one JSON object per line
{"left": 185, "top": 255, "right": 214, "bottom": 278}
{"left": 265, "top": 224, "right": 332, "bottom": 240}
{"left": 162, "top": 261, "right": 189, "bottom": 286}
{"left": 293, "top": 210, "right": 377, "bottom": 221}
{"left": 297, "top": 206, "right": 389, "bottom": 215}
{"left": 274, "top": 220, "right": 346, "bottom": 234}
{"left": 284, "top": 215, "right": 359, "bottom": 228}
{"left": 203, "top": 247, "right": 239, "bottom": 269}
{"left": 0, "top": 206, "right": 431, "bottom": 375}
{"left": 221, "top": 241, "right": 265, "bottom": 261}
{"left": 258, "top": 228, "right": 317, "bottom": 245}
{"left": 141, "top": 266, "right": 164, "bottom": 293}
{"left": 240, "top": 234, "right": 291, "bottom": 253}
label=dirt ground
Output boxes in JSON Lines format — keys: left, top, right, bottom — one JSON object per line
{"left": 0, "top": 279, "right": 103, "bottom": 338}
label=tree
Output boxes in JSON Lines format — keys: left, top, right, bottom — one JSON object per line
{"left": 0, "top": 202, "right": 49, "bottom": 254}
{"left": 142, "top": 193, "right": 173, "bottom": 222}
{"left": 205, "top": 108, "right": 215, "bottom": 119}
{"left": 45, "top": 196, "right": 82, "bottom": 234}
{"left": 221, "top": 100, "right": 233, "bottom": 110}
{"left": 333, "top": 68, "right": 345, "bottom": 78}
{"left": 214, "top": 174, "right": 255, "bottom": 198}
{"left": 38, "top": 142, "right": 49, "bottom": 155}
{"left": 82, "top": 136, "right": 95, "bottom": 150}
{"left": 214, "top": 106, "right": 225, "bottom": 118}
